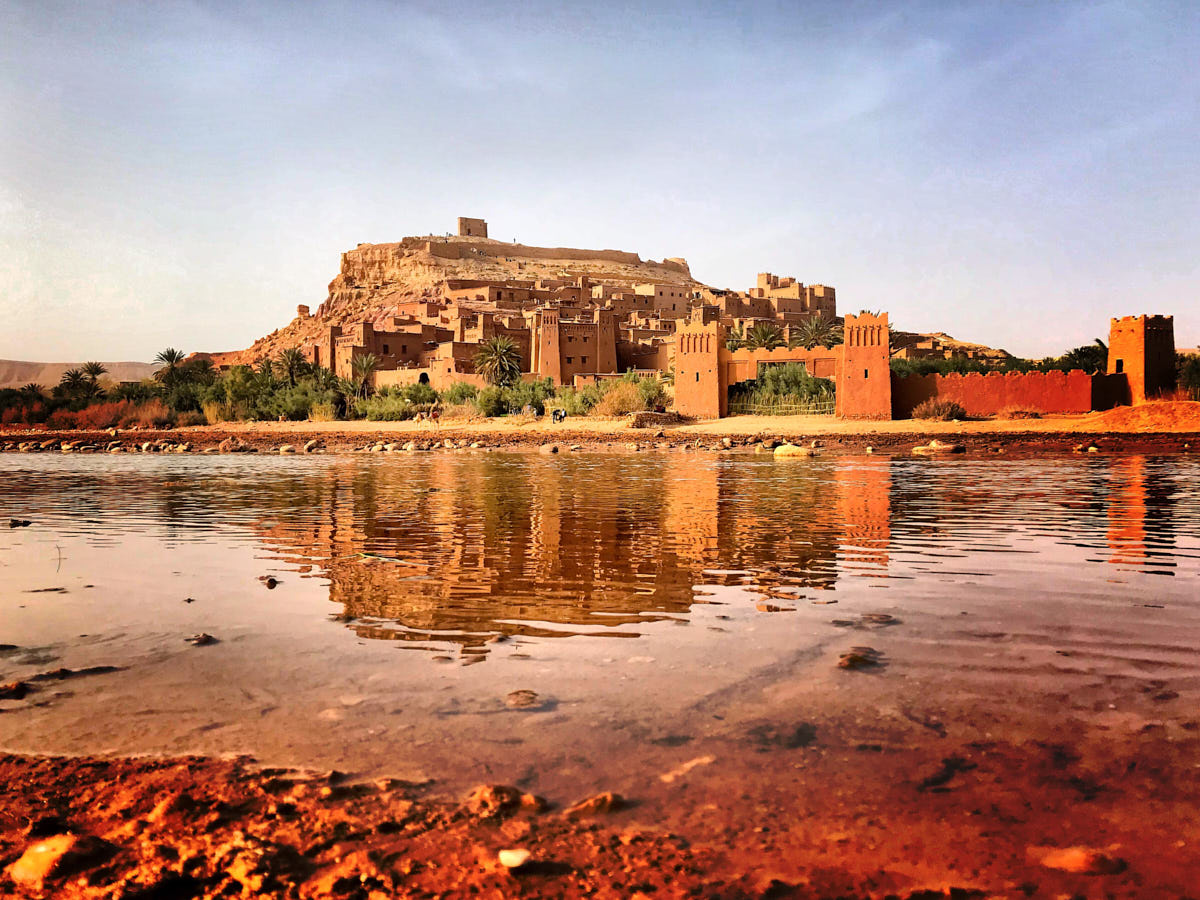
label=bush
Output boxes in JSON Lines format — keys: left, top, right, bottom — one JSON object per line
{"left": 440, "top": 401, "right": 479, "bottom": 421}
{"left": 175, "top": 411, "right": 206, "bottom": 427}
{"left": 441, "top": 382, "right": 478, "bottom": 405}
{"left": 912, "top": 398, "right": 967, "bottom": 420}
{"left": 473, "top": 386, "right": 506, "bottom": 418}
{"left": 201, "top": 400, "right": 233, "bottom": 424}
{"left": 309, "top": 401, "right": 338, "bottom": 422}
{"left": 46, "top": 409, "right": 80, "bottom": 429}
{"left": 503, "top": 378, "right": 555, "bottom": 415}
{"left": 75, "top": 400, "right": 137, "bottom": 429}
{"left": 594, "top": 381, "right": 647, "bottom": 416}
{"left": 356, "top": 393, "right": 424, "bottom": 421}
{"left": 556, "top": 385, "right": 602, "bottom": 417}
{"left": 1179, "top": 354, "right": 1200, "bottom": 400}
{"left": 470, "top": 379, "right": 555, "bottom": 417}
{"left": 124, "top": 399, "right": 173, "bottom": 428}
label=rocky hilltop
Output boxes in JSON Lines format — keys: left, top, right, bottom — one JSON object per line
{"left": 210, "top": 234, "right": 702, "bottom": 366}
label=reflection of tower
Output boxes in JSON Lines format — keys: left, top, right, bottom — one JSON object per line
{"left": 835, "top": 456, "right": 892, "bottom": 573}
{"left": 662, "top": 456, "right": 721, "bottom": 567}
{"left": 1107, "top": 456, "right": 1148, "bottom": 570}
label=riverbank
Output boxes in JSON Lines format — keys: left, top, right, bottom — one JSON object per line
{"left": 4, "top": 700, "right": 1198, "bottom": 900}
{"left": 3, "top": 402, "right": 1200, "bottom": 457}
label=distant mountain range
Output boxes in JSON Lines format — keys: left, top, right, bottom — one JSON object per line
{"left": 0, "top": 359, "right": 158, "bottom": 390}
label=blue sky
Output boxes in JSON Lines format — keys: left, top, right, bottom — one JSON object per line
{"left": 1, "top": 0, "right": 1197, "bottom": 360}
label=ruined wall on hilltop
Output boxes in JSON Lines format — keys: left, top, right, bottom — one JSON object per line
{"left": 424, "top": 239, "right": 645, "bottom": 267}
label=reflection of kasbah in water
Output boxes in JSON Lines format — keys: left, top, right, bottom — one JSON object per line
{"left": 238, "top": 453, "right": 1179, "bottom": 653}
{"left": 1107, "top": 455, "right": 1176, "bottom": 573}
{"left": 248, "top": 455, "right": 870, "bottom": 651}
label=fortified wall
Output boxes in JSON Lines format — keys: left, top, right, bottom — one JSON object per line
{"left": 673, "top": 312, "right": 892, "bottom": 420}
{"left": 890, "top": 370, "right": 1127, "bottom": 418}
{"left": 674, "top": 310, "right": 1174, "bottom": 421}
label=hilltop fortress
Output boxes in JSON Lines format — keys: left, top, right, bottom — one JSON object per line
{"left": 213, "top": 216, "right": 836, "bottom": 392}
{"left": 209, "top": 217, "right": 1175, "bottom": 420}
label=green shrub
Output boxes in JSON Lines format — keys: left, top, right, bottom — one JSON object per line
{"left": 441, "top": 382, "right": 478, "bottom": 405}
{"left": 1178, "top": 353, "right": 1200, "bottom": 400}
{"left": 556, "top": 385, "right": 601, "bottom": 417}
{"left": 503, "top": 378, "right": 554, "bottom": 415}
{"left": 912, "top": 398, "right": 967, "bottom": 420}
{"left": 473, "top": 386, "right": 506, "bottom": 417}
{"left": 356, "top": 393, "right": 426, "bottom": 421}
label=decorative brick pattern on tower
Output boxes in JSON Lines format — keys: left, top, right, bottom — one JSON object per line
{"left": 836, "top": 312, "right": 891, "bottom": 419}
{"left": 674, "top": 321, "right": 725, "bottom": 418}
{"left": 1108, "top": 315, "right": 1175, "bottom": 403}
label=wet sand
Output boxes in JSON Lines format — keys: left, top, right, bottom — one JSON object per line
{"left": 3, "top": 690, "right": 1199, "bottom": 899}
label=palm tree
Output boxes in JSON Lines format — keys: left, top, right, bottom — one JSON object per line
{"left": 82, "top": 361, "right": 107, "bottom": 382}
{"left": 275, "top": 347, "right": 308, "bottom": 388}
{"left": 181, "top": 357, "right": 217, "bottom": 386}
{"left": 744, "top": 322, "right": 785, "bottom": 351}
{"left": 59, "top": 368, "right": 87, "bottom": 399}
{"left": 154, "top": 348, "right": 186, "bottom": 386}
{"left": 1062, "top": 338, "right": 1108, "bottom": 373}
{"left": 351, "top": 353, "right": 379, "bottom": 398}
{"left": 474, "top": 336, "right": 522, "bottom": 386}
{"left": 725, "top": 325, "right": 746, "bottom": 352}
{"left": 19, "top": 383, "right": 44, "bottom": 402}
{"left": 789, "top": 316, "right": 843, "bottom": 350}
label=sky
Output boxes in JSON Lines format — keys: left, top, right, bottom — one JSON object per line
{"left": 1, "top": 0, "right": 1197, "bottom": 361}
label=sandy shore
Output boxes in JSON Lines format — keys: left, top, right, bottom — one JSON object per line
{"left": 4, "top": 402, "right": 1200, "bottom": 457}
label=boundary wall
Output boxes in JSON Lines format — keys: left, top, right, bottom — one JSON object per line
{"left": 891, "top": 370, "right": 1127, "bottom": 418}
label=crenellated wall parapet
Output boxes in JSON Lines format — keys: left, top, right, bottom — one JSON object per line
{"left": 891, "top": 369, "right": 1127, "bottom": 417}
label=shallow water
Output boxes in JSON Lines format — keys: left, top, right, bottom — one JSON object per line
{"left": 2, "top": 450, "right": 1199, "bottom": 802}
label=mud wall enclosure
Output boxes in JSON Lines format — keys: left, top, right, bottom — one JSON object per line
{"left": 891, "top": 370, "right": 1129, "bottom": 418}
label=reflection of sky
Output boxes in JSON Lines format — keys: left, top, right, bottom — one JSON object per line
{"left": 2, "top": 3, "right": 1199, "bottom": 359}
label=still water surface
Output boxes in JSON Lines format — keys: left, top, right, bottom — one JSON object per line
{"left": 2, "top": 450, "right": 1199, "bottom": 798}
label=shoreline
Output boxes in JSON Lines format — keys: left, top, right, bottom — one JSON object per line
{"left": 3, "top": 410, "right": 1200, "bottom": 457}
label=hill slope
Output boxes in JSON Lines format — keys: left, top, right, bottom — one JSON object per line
{"left": 0, "top": 360, "right": 158, "bottom": 390}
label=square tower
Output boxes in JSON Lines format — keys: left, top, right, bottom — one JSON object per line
{"left": 1108, "top": 315, "right": 1175, "bottom": 403}
{"left": 457, "top": 217, "right": 488, "bottom": 238}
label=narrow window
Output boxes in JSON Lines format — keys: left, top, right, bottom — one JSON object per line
{"left": 695, "top": 372, "right": 700, "bottom": 382}
{"left": 1115, "top": 359, "right": 1124, "bottom": 373}
{"left": 581, "top": 356, "right": 588, "bottom": 364}
{"left": 383, "top": 344, "right": 389, "bottom": 354}
{"left": 402, "top": 344, "right": 407, "bottom": 354}
{"left": 864, "top": 369, "right": 869, "bottom": 379}
{"left": 566, "top": 356, "right": 573, "bottom": 364}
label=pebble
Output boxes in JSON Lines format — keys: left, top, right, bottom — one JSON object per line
{"left": 7, "top": 834, "right": 115, "bottom": 887}
{"left": 1035, "top": 845, "right": 1126, "bottom": 875}
{"left": 838, "top": 647, "right": 883, "bottom": 670}
{"left": 186, "top": 633, "right": 219, "bottom": 646}
{"left": 563, "top": 792, "right": 625, "bottom": 820}
{"left": 497, "top": 848, "right": 531, "bottom": 870}
{"left": 505, "top": 690, "right": 541, "bottom": 709}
